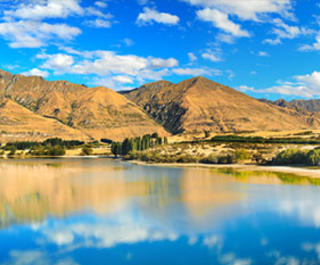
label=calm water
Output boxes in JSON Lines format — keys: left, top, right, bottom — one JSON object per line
{"left": 0, "top": 159, "right": 320, "bottom": 265}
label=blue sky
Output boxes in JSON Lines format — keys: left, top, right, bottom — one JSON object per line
{"left": 0, "top": 0, "right": 320, "bottom": 100}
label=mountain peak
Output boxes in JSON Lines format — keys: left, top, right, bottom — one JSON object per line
{"left": 124, "top": 76, "right": 320, "bottom": 135}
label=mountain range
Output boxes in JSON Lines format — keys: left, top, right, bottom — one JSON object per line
{"left": 0, "top": 68, "right": 319, "bottom": 142}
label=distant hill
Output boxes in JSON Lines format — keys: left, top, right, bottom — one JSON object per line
{"left": 261, "top": 98, "right": 320, "bottom": 113}
{"left": 0, "top": 98, "right": 90, "bottom": 142}
{"left": 0, "top": 69, "right": 167, "bottom": 141}
{"left": 124, "top": 76, "right": 320, "bottom": 135}
{"left": 1, "top": 68, "right": 320, "bottom": 142}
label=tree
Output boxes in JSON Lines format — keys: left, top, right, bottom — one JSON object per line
{"left": 81, "top": 146, "right": 93, "bottom": 156}
{"left": 307, "top": 149, "right": 320, "bottom": 166}
{"left": 111, "top": 142, "right": 122, "bottom": 157}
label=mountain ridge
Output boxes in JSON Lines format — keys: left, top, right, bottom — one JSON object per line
{"left": 1, "top": 68, "right": 320, "bottom": 142}
{"left": 0, "top": 69, "right": 168, "bottom": 141}
{"left": 124, "top": 76, "right": 320, "bottom": 135}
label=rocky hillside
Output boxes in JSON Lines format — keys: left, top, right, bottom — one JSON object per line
{"left": 1, "top": 68, "right": 320, "bottom": 142}
{"left": 0, "top": 98, "right": 90, "bottom": 142}
{"left": 0, "top": 69, "right": 167, "bottom": 141}
{"left": 262, "top": 98, "right": 320, "bottom": 113}
{"left": 124, "top": 76, "right": 320, "bottom": 135}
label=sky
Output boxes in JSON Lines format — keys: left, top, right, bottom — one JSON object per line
{"left": 0, "top": 0, "right": 320, "bottom": 100}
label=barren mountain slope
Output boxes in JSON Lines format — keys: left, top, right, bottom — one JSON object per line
{"left": 0, "top": 98, "right": 90, "bottom": 142}
{"left": 262, "top": 98, "right": 320, "bottom": 113}
{"left": 124, "top": 76, "right": 320, "bottom": 134}
{"left": 0, "top": 69, "right": 167, "bottom": 141}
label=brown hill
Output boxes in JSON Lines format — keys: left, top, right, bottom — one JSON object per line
{"left": 0, "top": 69, "right": 167, "bottom": 141}
{"left": 0, "top": 98, "right": 90, "bottom": 142}
{"left": 124, "top": 76, "right": 320, "bottom": 134}
{"left": 261, "top": 98, "right": 320, "bottom": 113}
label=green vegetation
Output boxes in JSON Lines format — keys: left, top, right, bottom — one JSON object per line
{"left": 126, "top": 149, "right": 239, "bottom": 164}
{"left": 211, "top": 135, "right": 320, "bottom": 145}
{"left": 0, "top": 138, "right": 85, "bottom": 157}
{"left": 111, "top": 133, "right": 167, "bottom": 157}
{"left": 3, "top": 138, "right": 84, "bottom": 151}
{"left": 81, "top": 146, "right": 93, "bottom": 156}
{"left": 212, "top": 167, "right": 320, "bottom": 186}
{"left": 272, "top": 148, "right": 320, "bottom": 166}
{"left": 29, "top": 145, "right": 66, "bottom": 156}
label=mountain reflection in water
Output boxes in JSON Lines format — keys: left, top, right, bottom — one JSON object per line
{"left": 0, "top": 159, "right": 320, "bottom": 265}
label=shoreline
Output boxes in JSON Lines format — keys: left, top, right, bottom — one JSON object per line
{"left": 2, "top": 155, "right": 320, "bottom": 177}
{"left": 129, "top": 160, "right": 320, "bottom": 177}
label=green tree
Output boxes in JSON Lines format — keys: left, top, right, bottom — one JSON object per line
{"left": 81, "top": 146, "right": 93, "bottom": 156}
{"left": 307, "top": 149, "right": 320, "bottom": 166}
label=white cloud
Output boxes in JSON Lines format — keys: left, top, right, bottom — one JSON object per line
{"left": 85, "top": 6, "right": 112, "bottom": 19}
{"left": 264, "top": 19, "right": 313, "bottom": 45}
{"left": 243, "top": 71, "right": 320, "bottom": 98}
{"left": 86, "top": 18, "right": 112, "bottom": 28}
{"left": 4, "top": 0, "right": 84, "bottom": 20}
{"left": 188, "top": 52, "right": 197, "bottom": 62}
{"left": 137, "top": 7, "right": 180, "bottom": 25}
{"left": 123, "top": 38, "right": 134, "bottom": 47}
{"left": 22, "top": 68, "right": 49, "bottom": 78}
{"left": 201, "top": 53, "right": 220, "bottom": 62}
{"left": 258, "top": 51, "right": 269, "bottom": 57}
{"left": 4, "top": 250, "right": 79, "bottom": 265}
{"left": 197, "top": 8, "right": 250, "bottom": 37}
{"left": 216, "top": 33, "right": 235, "bottom": 44}
{"left": 181, "top": 0, "right": 292, "bottom": 21}
{"left": 238, "top": 85, "right": 255, "bottom": 92}
{"left": 201, "top": 50, "right": 221, "bottom": 62}
{"left": 95, "top": 1, "right": 108, "bottom": 8}
{"left": 36, "top": 49, "right": 178, "bottom": 89}
{"left": 112, "top": 75, "right": 134, "bottom": 84}
{"left": 0, "top": 21, "right": 81, "bottom": 48}
{"left": 299, "top": 34, "right": 320, "bottom": 51}
{"left": 0, "top": 0, "right": 113, "bottom": 48}
{"left": 39, "top": 53, "right": 74, "bottom": 74}
{"left": 172, "top": 67, "right": 211, "bottom": 76}
{"left": 149, "top": 57, "right": 178, "bottom": 68}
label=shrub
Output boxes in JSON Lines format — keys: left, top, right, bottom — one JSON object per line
{"left": 81, "top": 146, "right": 93, "bottom": 156}
{"left": 272, "top": 149, "right": 308, "bottom": 165}
{"left": 218, "top": 152, "right": 237, "bottom": 164}
{"left": 200, "top": 154, "right": 219, "bottom": 164}
{"left": 235, "top": 149, "right": 251, "bottom": 161}
{"left": 307, "top": 149, "right": 320, "bottom": 166}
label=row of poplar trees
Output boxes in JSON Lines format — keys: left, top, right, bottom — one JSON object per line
{"left": 111, "top": 133, "right": 168, "bottom": 157}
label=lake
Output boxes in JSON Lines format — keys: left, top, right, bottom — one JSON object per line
{"left": 0, "top": 158, "right": 320, "bottom": 265}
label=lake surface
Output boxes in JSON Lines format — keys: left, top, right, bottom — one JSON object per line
{"left": 0, "top": 158, "right": 320, "bottom": 265}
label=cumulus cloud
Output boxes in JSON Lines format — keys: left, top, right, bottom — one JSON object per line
{"left": 172, "top": 67, "right": 211, "bottom": 76}
{"left": 94, "top": 1, "right": 108, "bottom": 8}
{"left": 85, "top": 18, "right": 112, "bottom": 28}
{"left": 264, "top": 19, "right": 313, "bottom": 45}
{"left": 3, "top": 0, "right": 83, "bottom": 20}
{"left": 241, "top": 71, "right": 320, "bottom": 98}
{"left": 197, "top": 8, "right": 250, "bottom": 37}
{"left": 22, "top": 68, "right": 49, "bottom": 78}
{"left": 201, "top": 50, "right": 222, "bottom": 62}
{"left": 35, "top": 49, "right": 179, "bottom": 89}
{"left": 299, "top": 34, "right": 320, "bottom": 51}
{"left": 183, "top": 0, "right": 294, "bottom": 41}
{"left": 0, "top": 21, "right": 81, "bottom": 48}
{"left": 0, "top": 0, "right": 113, "bottom": 48}
{"left": 39, "top": 53, "right": 75, "bottom": 74}
{"left": 188, "top": 52, "right": 197, "bottom": 62}
{"left": 4, "top": 250, "right": 79, "bottom": 265}
{"left": 181, "top": 0, "right": 293, "bottom": 21}
{"left": 258, "top": 51, "right": 269, "bottom": 57}
{"left": 137, "top": 7, "right": 180, "bottom": 25}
